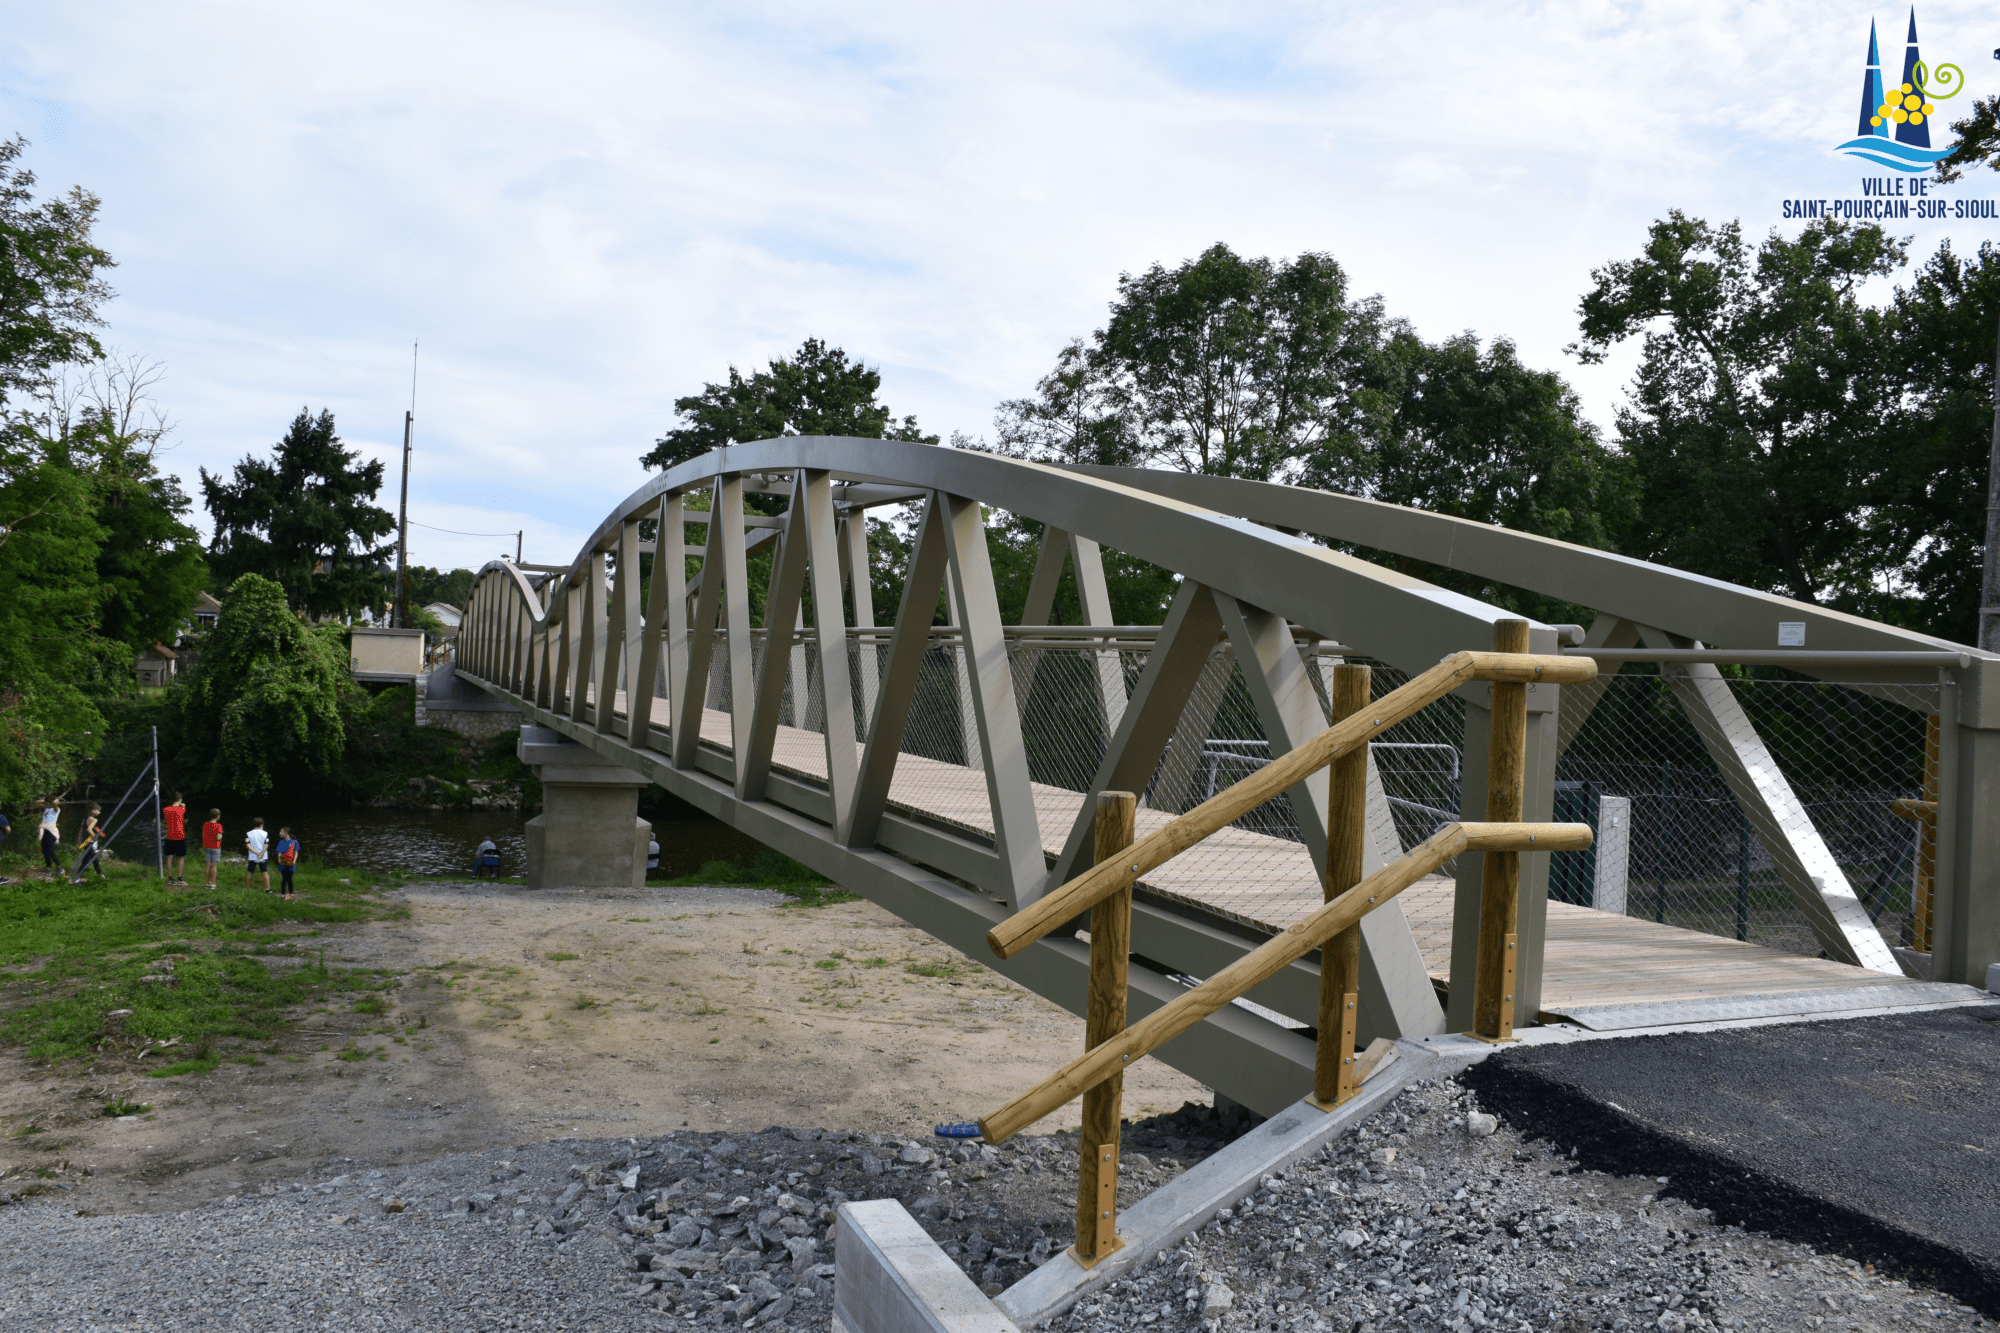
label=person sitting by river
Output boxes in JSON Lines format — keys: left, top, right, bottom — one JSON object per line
{"left": 473, "top": 839, "right": 500, "bottom": 878}
{"left": 647, "top": 837, "right": 660, "bottom": 876}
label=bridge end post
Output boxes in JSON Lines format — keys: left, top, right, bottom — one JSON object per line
{"left": 518, "top": 725, "right": 652, "bottom": 890}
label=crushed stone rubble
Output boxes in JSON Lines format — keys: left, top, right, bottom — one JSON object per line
{"left": 0, "top": 1076, "right": 1987, "bottom": 1330}
{"left": 1044, "top": 1079, "right": 1992, "bottom": 1333}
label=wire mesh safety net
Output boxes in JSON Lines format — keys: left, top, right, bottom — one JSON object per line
{"left": 676, "top": 631, "right": 1937, "bottom": 971}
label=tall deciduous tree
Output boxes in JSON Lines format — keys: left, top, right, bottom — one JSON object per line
{"left": 0, "top": 138, "right": 120, "bottom": 803}
{"left": 175, "top": 573, "right": 351, "bottom": 796}
{"left": 999, "top": 244, "right": 1388, "bottom": 481}
{"left": 0, "top": 136, "right": 113, "bottom": 421}
{"left": 643, "top": 338, "right": 936, "bottom": 473}
{"left": 1869, "top": 240, "right": 2000, "bottom": 642}
{"left": 201, "top": 409, "right": 396, "bottom": 620}
{"left": 1571, "top": 212, "right": 1905, "bottom": 606}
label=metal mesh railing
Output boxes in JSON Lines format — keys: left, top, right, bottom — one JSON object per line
{"left": 1553, "top": 670, "right": 1934, "bottom": 958}
{"left": 683, "top": 631, "right": 1937, "bottom": 966}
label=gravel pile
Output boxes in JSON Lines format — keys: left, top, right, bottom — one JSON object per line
{"left": 1044, "top": 1078, "right": 1993, "bottom": 1333}
{"left": 4, "top": 1075, "right": 1987, "bottom": 1330}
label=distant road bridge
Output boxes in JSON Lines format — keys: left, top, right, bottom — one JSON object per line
{"left": 453, "top": 437, "right": 1999, "bottom": 1115}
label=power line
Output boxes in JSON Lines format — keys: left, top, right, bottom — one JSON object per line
{"left": 406, "top": 518, "right": 522, "bottom": 539}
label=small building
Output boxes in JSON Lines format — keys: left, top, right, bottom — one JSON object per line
{"left": 425, "top": 602, "right": 463, "bottom": 635}
{"left": 351, "top": 626, "right": 427, "bottom": 684}
{"left": 135, "top": 643, "right": 177, "bottom": 688}
{"left": 189, "top": 591, "right": 221, "bottom": 633}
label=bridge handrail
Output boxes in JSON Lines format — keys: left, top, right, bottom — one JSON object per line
{"left": 985, "top": 649, "right": 1596, "bottom": 961}
{"left": 976, "top": 818, "right": 1589, "bottom": 1143}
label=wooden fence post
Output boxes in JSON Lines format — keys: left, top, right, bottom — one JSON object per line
{"left": 1312, "top": 664, "right": 1369, "bottom": 1109}
{"left": 1074, "top": 790, "right": 1134, "bottom": 1265}
{"left": 1472, "top": 619, "right": 1529, "bottom": 1041}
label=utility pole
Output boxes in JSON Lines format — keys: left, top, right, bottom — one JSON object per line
{"left": 395, "top": 342, "right": 417, "bottom": 629}
{"left": 1984, "top": 307, "right": 2000, "bottom": 653}
{"left": 516, "top": 530, "right": 523, "bottom": 564}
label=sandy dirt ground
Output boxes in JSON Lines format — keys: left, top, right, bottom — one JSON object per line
{"left": 0, "top": 881, "right": 1207, "bottom": 1215}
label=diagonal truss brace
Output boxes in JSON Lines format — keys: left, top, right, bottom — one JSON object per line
{"left": 1636, "top": 625, "right": 1901, "bottom": 973}
{"left": 1210, "top": 592, "right": 1446, "bottom": 1041}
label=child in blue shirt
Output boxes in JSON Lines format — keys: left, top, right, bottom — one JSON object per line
{"left": 273, "top": 828, "right": 300, "bottom": 901}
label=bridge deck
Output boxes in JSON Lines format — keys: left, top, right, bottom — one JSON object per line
{"left": 621, "top": 696, "right": 1926, "bottom": 1021}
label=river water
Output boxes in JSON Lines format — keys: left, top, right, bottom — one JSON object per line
{"left": 86, "top": 806, "right": 770, "bottom": 879}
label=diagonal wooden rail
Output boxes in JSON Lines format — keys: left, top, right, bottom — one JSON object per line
{"left": 976, "top": 819, "right": 1590, "bottom": 1144}
{"left": 987, "top": 648, "right": 1597, "bottom": 960}
{"left": 977, "top": 631, "right": 1595, "bottom": 1264}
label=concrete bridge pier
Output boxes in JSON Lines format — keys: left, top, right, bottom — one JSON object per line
{"left": 518, "top": 724, "right": 651, "bottom": 889}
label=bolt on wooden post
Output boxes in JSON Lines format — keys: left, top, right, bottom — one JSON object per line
{"left": 1312, "top": 664, "right": 1370, "bottom": 1109}
{"left": 1471, "top": 619, "right": 1529, "bottom": 1042}
{"left": 1074, "top": 789, "right": 1134, "bottom": 1265}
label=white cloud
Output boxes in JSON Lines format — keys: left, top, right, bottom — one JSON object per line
{"left": 3, "top": 0, "right": 1993, "bottom": 574}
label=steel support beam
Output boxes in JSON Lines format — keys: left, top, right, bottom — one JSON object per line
{"left": 1642, "top": 628, "right": 1901, "bottom": 974}
{"left": 1212, "top": 591, "right": 1445, "bottom": 1044}
{"left": 942, "top": 493, "right": 1045, "bottom": 909}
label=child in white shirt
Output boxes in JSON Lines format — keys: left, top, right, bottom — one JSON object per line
{"left": 245, "top": 818, "right": 271, "bottom": 893}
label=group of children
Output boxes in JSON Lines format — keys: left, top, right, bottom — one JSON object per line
{"left": 158, "top": 796, "right": 303, "bottom": 900}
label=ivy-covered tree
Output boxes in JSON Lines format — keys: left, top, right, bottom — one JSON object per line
{"left": 200, "top": 409, "right": 396, "bottom": 619}
{"left": 175, "top": 573, "right": 351, "bottom": 796}
{"left": 643, "top": 338, "right": 936, "bottom": 473}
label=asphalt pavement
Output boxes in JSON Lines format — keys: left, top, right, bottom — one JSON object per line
{"left": 1463, "top": 1003, "right": 2000, "bottom": 1316}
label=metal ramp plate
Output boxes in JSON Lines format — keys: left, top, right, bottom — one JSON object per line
{"left": 1545, "top": 981, "right": 1992, "bottom": 1031}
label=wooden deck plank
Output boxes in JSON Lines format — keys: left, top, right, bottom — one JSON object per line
{"left": 603, "top": 689, "right": 1919, "bottom": 1014}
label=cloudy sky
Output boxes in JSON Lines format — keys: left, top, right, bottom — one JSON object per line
{"left": 4, "top": 2, "right": 1997, "bottom": 572}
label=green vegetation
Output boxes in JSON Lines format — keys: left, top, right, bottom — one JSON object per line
{"left": 0, "top": 852, "right": 405, "bottom": 1063}
{"left": 656, "top": 847, "right": 858, "bottom": 907}
{"left": 0, "top": 138, "right": 207, "bottom": 803}
{"left": 199, "top": 408, "right": 395, "bottom": 621}
{"left": 906, "top": 958, "right": 983, "bottom": 980}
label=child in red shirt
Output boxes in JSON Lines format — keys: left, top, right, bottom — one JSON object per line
{"left": 201, "top": 810, "right": 224, "bottom": 888}
{"left": 161, "top": 794, "right": 188, "bottom": 886}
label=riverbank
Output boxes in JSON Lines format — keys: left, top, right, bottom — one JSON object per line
{"left": 0, "top": 876, "right": 1208, "bottom": 1220}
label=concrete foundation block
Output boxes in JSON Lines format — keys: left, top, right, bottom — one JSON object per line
{"left": 834, "top": 1199, "right": 1022, "bottom": 1333}
{"left": 518, "top": 725, "right": 651, "bottom": 890}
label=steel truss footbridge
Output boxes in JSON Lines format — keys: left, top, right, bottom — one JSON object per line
{"left": 453, "top": 437, "right": 2000, "bottom": 1114}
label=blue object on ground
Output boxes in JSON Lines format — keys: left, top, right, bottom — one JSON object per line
{"left": 934, "top": 1123, "right": 982, "bottom": 1139}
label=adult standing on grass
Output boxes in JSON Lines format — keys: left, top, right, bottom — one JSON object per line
{"left": 70, "top": 805, "right": 106, "bottom": 883}
{"left": 201, "top": 809, "right": 223, "bottom": 887}
{"left": 39, "top": 801, "right": 63, "bottom": 877}
{"left": 160, "top": 793, "right": 188, "bottom": 886}
{"left": 244, "top": 817, "right": 270, "bottom": 892}
{"left": 273, "top": 827, "right": 300, "bottom": 901}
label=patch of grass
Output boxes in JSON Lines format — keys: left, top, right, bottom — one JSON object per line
{"left": 351, "top": 995, "right": 390, "bottom": 1015}
{"left": 334, "top": 1043, "right": 368, "bottom": 1062}
{"left": 905, "top": 958, "right": 983, "bottom": 980}
{"left": 148, "top": 1057, "right": 219, "bottom": 1078}
{"left": 544, "top": 952, "right": 579, "bottom": 962}
{"left": 230, "top": 1055, "right": 260, "bottom": 1066}
{"left": 0, "top": 856, "right": 395, "bottom": 1063}
{"left": 571, "top": 994, "right": 597, "bottom": 1011}
{"left": 814, "top": 959, "right": 841, "bottom": 970}
{"left": 861, "top": 957, "right": 890, "bottom": 968}
{"left": 101, "top": 1099, "right": 150, "bottom": 1117}
{"left": 655, "top": 849, "right": 859, "bottom": 906}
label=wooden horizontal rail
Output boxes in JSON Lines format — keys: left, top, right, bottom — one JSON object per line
{"left": 977, "top": 819, "right": 1592, "bottom": 1143}
{"left": 1891, "top": 798, "right": 1938, "bottom": 822}
{"left": 986, "top": 649, "right": 1596, "bottom": 960}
